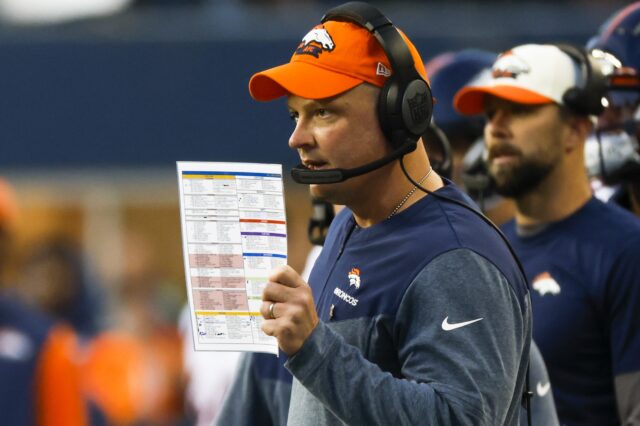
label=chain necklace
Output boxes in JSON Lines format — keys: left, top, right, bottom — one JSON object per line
{"left": 387, "top": 167, "right": 433, "bottom": 219}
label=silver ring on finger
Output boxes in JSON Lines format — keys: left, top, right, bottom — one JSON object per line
{"left": 268, "top": 302, "right": 276, "bottom": 319}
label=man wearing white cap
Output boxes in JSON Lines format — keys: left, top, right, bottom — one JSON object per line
{"left": 455, "top": 43, "right": 640, "bottom": 425}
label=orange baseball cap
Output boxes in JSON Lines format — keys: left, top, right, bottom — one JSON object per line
{"left": 249, "top": 20, "right": 428, "bottom": 101}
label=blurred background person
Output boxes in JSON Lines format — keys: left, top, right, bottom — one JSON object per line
{"left": 17, "top": 237, "right": 104, "bottom": 339}
{"left": 82, "top": 230, "right": 185, "bottom": 425}
{"left": 0, "top": 178, "right": 89, "bottom": 426}
{"left": 14, "top": 226, "right": 186, "bottom": 425}
{"left": 425, "top": 49, "right": 516, "bottom": 224}
{"left": 586, "top": 1, "right": 640, "bottom": 216}
{"left": 16, "top": 236, "right": 109, "bottom": 424}
{"left": 425, "top": 49, "right": 497, "bottom": 183}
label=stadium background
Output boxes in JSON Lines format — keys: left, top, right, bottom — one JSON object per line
{"left": 0, "top": 0, "right": 630, "bottom": 422}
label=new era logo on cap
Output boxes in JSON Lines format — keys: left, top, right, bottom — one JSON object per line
{"left": 376, "top": 62, "right": 392, "bottom": 77}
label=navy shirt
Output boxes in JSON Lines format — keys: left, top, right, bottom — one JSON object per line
{"left": 502, "top": 197, "right": 640, "bottom": 425}
{"left": 286, "top": 182, "right": 532, "bottom": 425}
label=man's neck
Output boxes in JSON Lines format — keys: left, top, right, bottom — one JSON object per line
{"left": 350, "top": 150, "right": 442, "bottom": 228}
{"left": 514, "top": 163, "right": 592, "bottom": 227}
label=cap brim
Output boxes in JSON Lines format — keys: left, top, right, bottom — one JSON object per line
{"left": 249, "top": 61, "right": 364, "bottom": 101}
{"left": 454, "top": 85, "right": 554, "bottom": 115}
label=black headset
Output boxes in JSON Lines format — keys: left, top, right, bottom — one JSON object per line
{"left": 422, "top": 122, "right": 453, "bottom": 179}
{"left": 461, "top": 137, "right": 495, "bottom": 211}
{"left": 322, "top": 2, "right": 433, "bottom": 148}
{"left": 291, "top": 1, "right": 433, "bottom": 184}
{"left": 555, "top": 43, "right": 608, "bottom": 116}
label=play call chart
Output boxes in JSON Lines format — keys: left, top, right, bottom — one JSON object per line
{"left": 177, "top": 162, "right": 285, "bottom": 354}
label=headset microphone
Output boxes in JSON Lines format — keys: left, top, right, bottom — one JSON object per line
{"left": 290, "top": 138, "right": 418, "bottom": 184}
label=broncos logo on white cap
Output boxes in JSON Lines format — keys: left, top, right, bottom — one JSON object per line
{"left": 296, "top": 27, "right": 335, "bottom": 58}
{"left": 492, "top": 51, "right": 531, "bottom": 79}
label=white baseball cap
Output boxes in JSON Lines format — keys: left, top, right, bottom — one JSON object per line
{"left": 454, "top": 44, "right": 580, "bottom": 115}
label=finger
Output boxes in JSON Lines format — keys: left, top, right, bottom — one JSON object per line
{"left": 260, "top": 301, "right": 270, "bottom": 319}
{"left": 268, "top": 264, "right": 306, "bottom": 289}
{"left": 260, "top": 301, "right": 279, "bottom": 320}
{"left": 261, "top": 319, "right": 276, "bottom": 336}
{"left": 262, "top": 281, "right": 295, "bottom": 303}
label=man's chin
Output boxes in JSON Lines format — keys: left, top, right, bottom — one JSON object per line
{"left": 309, "top": 184, "right": 329, "bottom": 200}
{"left": 492, "top": 172, "right": 545, "bottom": 199}
{"left": 488, "top": 165, "right": 520, "bottom": 197}
{"left": 494, "top": 183, "right": 525, "bottom": 198}
{"left": 310, "top": 183, "right": 343, "bottom": 205}
{"left": 490, "top": 170, "right": 512, "bottom": 190}
{"left": 489, "top": 161, "right": 517, "bottom": 178}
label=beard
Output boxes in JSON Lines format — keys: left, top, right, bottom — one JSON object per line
{"left": 488, "top": 145, "right": 555, "bottom": 198}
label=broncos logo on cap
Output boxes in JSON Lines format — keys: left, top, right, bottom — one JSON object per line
{"left": 295, "top": 27, "right": 335, "bottom": 58}
{"left": 492, "top": 51, "right": 531, "bottom": 79}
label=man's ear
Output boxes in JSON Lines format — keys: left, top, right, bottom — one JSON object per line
{"left": 564, "top": 115, "right": 593, "bottom": 152}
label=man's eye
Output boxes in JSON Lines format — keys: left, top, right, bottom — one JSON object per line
{"left": 511, "top": 106, "right": 528, "bottom": 115}
{"left": 510, "top": 104, "right": 537, "bottom": 116}
{"left": 317, "top": 108, "right": 329, "bottom": 117}
{"left": 289, "top": 112, "right": 299, "bottom": 123}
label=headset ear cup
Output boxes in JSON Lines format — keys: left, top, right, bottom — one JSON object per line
{"left": 401, "top": 79, "right": 433, "bottom": 136}
{"left": 562, "top": 87, "right": 581, "bottom": 112}
{"left": 563, "top": 87, "right": 604, "bottom": 116}
{"left": 377, "top": 79, "right": 393, "bottom": 144}
{"left": 556, "top": 43, "right": 607, "bottom": 116}
{"left": 378, "top": 78, "right": 406, "bottom": 148}
{"left": 378, "top": 78, "right": 434, "bottom": 149}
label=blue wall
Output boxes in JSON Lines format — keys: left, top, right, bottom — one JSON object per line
{"left": 0, "top": 2, "right": 621, "bottom": 169}
{"left": 0, "top": 40, "right": 301, "bottom": 168}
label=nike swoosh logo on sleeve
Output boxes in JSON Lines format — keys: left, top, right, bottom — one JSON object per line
{"left": 441, "top": 316, "right": 484, "bottom": 331}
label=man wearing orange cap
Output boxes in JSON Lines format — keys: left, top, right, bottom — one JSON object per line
{"left": 218, "top": 3, "right": 532, "bottom": 425}
{"left": 455, "top": 43, "right": 640, "bottom": 425}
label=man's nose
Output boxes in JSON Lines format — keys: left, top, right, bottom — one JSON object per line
{"left": 288, "top": 117, "right": 314, "bottom": 150}
{"left": 486, "top": 109, "right": 511, "bottom": 139}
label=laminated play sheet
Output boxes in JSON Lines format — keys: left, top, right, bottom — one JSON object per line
{"left": 177, "top": 161, "right": 286, "bottom": 354}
